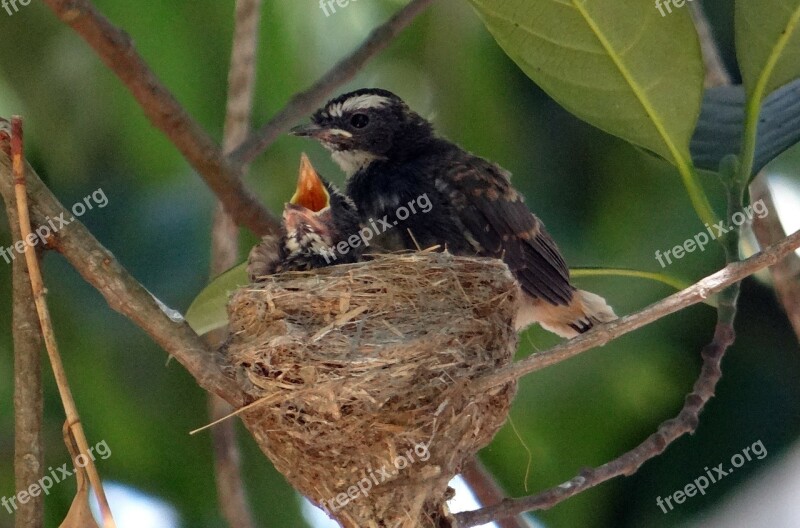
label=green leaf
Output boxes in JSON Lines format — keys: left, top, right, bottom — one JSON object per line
{"left": 690, "top": 80, "right": 800, "bottom": 174}
{"left": 735, "top": 0, "right": 800, "bottom": 178}
{"left": 736, "top": 0, "right": 800, "bottom": 98}
{"left": 571, "top": 267, "right": 717, "bottom": 308}
{"left": 185, "top": 262, "right": 249, "bottom": 335}
{"left": 468, "top": 0, "right": 704, "bottom": 165}
{"left": 467, "top": 0, "right": 715, "bottom": 226}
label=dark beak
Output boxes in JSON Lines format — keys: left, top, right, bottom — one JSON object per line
{"left": 290, "top": 123, "right": 323, "bottom": 138}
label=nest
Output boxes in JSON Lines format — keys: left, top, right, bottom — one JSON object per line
{"left": 223, "top": 252, "right": 519, "bottom": 527}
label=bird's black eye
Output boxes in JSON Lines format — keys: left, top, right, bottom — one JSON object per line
{"left": 350, "top": 113, "right": 370, "bottom": 129}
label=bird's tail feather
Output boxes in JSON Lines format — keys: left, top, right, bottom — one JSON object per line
{"left": 517, "top": 290, "right": 617, "bottom": 338}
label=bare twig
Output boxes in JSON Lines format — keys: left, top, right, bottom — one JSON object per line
{"left": 689, "top": 2, "right": 732, "bottom": 87}
{"left": 750, "top": 174, "right": 800, "bottom": 339}
{"left": 229, "top": 0, "right": 438, "bottom": 163}
{"left": 457, "top": 158, "right": 752, "bottom": 528}
{"left": 41, "top": 0, "right": 280, "bottom": 237}
{"left": 9, "top": 117, "right": 116, "bottom": 527}
{"left": 455, "top": 317, "right": 736, "bottom": 527}
{"left": 468, "top": 228, "right": 800, "bottom": 395}
{"left": 207, "top": 1, "right": 262, "bottom": 527}
{"left": 0, "top": 152, "right": 246, "bottom": 407}
{"left": 461, "top": 459, "right": 532, "bottom": 528}
{"left": 1, "top": 121, "right": 45, "bottom": 528}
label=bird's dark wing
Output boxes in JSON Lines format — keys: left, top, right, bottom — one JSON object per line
{"left": 437, "top": 156, "right": 574, "bottom": 306}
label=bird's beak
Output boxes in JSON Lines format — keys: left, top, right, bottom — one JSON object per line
{"left": 290, "top": 123, "right": 324, "bottom": 138}
{"left": 290, "top": 153, "right": 330, "bottom": 212}
{"left": 290, "top": 123, "right": 353, "bottom": 144}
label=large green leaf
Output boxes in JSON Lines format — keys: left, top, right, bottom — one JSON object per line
{"left": 691, "top": 80, "right": 800, "bottom": 174}
{"left": 736, "top": 0, "right": 800, "bottom": 98}
{"left": 185, "top": 262, "right": 249, "bottom": 335}
{"left": 467, "top": 0, "right": 705, "bottom": 169}
{"left": 735, "top": 0, "right": 800, "bottom": 178}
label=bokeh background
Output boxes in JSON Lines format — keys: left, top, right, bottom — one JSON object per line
{"left": 1, "top": 0, "right": 799, "bottom": 527}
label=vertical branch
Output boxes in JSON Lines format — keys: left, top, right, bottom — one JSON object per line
{"left": 749, "top": 174, "right": 800, "bottom": 339}
{"left": 461, "top": 459, "right": 532, "bottom": 528}
{"left": 689, "top": 2, "right": 732, "bottom": 88}
{"left": 1, "top": 121, "right": 45, "bottom": 528}
{"left": 207, "top": 1, "right": 261, "bottom": 527}
{"left": 8, "top": 117, "right": 116, "bottom": 528}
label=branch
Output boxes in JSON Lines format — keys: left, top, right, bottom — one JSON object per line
{"left": 8, "top": 117, "right": 117, "bottom": 528}
{"left": 457, "top": 161, "right": 754, "bottom": 527}
{"left": 1, "top": 124, "right": 45, "bottom": 528}
{"left": 468, "top": 228, "right": 800, "bottom": 395}
{"left": 0, "top": 150, "right": 246, "bottom": 407}
{"left": 456, "top": 316, "right": 736, "bottom": 527}
{"left": 229, "top": 0, "right": 438, "bottom": 164}
{"left": 460, "top": 459, "right": 532, "bottom": 528}
{"left": 41, "top": 0, "right": 279, "bottom": 237}
{"left": 750, "top": 174, "right": 800, "bottom": 339}
{"left": 689, "top": 2, "right": 732, "bottom": 88}
{"left": 207, "top": 1, "right": 262, "bottom": 527}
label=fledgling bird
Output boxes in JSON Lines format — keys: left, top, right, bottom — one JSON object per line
{"left": 247, "top": 154, "right": 361, "bottom": 282}
{"left": 290, "top": 89, "right": 616, "bottom": 338}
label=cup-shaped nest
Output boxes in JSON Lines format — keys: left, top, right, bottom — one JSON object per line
{"left": 223, "top": 252, "right": 519, "bottom": 527}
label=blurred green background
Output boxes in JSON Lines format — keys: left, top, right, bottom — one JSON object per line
{"left": 1, "top": 0, "right": 799, "bottom": 527}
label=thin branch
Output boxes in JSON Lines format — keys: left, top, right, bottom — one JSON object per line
{"left": 457, "top": 159, "right": 752, "bottom": 528}
{"left": 0, "top": 151, "right": 246, "bottom": 407}
{"left": 468, "top": 227, "right": 800, "bottom": 395}
{"left": 456, "top": 317, "right": 736, "bottom": 527}
{"left": 750, "top": 173, "right": 800, "bottom": 339}
{"left": 689, "top": 2, "right": 732, "bottom": 87}
{"left": 1, "top": 123, "right": 45, "bottom": 528}
{"left": 9, "top": 117, "right": 115, "bottom": 527}
{"left": 229, "top": 0, "right": 438, "bottom": 164}
{"left": 207, "top": 1, "right": 262, "bottom": 527}
{"left": 461, "top": 459, "right": 532, "bottom": 528}
{"left": 40, "top": 0, "right": 280, "bottom": 237}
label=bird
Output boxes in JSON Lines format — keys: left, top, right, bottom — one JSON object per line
{"left": 290, "top": 88, "right": 616, "bottom": 338}
{"left": 247, "top": 154, "right": 361, "bottom": 282}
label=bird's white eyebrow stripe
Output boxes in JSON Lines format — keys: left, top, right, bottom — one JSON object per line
{"left": 341, "top": 94, "right": 391, "bottom": 112}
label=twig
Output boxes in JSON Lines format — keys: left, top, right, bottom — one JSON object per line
{"left": 461, "top": 459, "right": 532, "bottom": 528}
{"left": 455, "top": 317, "right": 736, "bottom": 527}
{"left": 689, "top": 2, "right": 732, "bottom": 87}
{"left": 40, "top": 0, "right": 280, "bottom": 237}
{"left": 229, "top": 0, "right": 438, "bottom": 163}
{"left": 1, "top": 120, "right": 45, "bottom": 528}
{"left": 8, "top": 117, "right": 116, "bottom": 528}
{"left": 457, "top": 157, "right": 752, "bottom": 528}
{"left": 750, "top": 174, "right": 800, "bottom": 339}
{"left": 0, "top": 150, "right": 246, "bottom": 407}
{"left": 467, "top": 228, "right": 800, "bottom": 395}
{"left": 207, "top": 1, "right": 261, "bottom": 527}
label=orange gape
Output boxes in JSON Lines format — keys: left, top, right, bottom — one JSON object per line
{"left": 291, "top": 154, "right": 330, "bottom": 213}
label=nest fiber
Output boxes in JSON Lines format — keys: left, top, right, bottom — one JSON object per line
{"left": 224, "top": 252, "right": 519, "bottom": 527}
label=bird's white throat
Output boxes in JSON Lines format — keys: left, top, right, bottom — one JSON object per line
{"left": 332, "top": 149, "right": 386, "bottom": 177}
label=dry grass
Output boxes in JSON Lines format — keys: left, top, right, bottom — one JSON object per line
{"left": 222, "top": 252, "right": 519, "bottom": 527}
